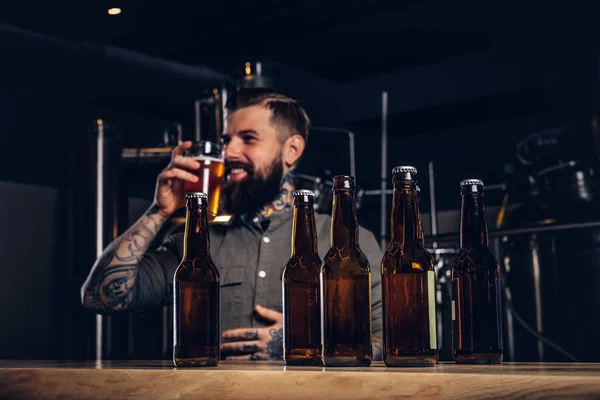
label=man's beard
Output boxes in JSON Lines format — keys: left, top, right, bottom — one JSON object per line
{"left": 221, "top": 156, "right": 284, "bottom": 216}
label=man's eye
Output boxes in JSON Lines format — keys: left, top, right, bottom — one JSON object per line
{"left": 221, "top": 137, "right": 231, "bottom": 146}
{"left": 243, "top": 135, "right": 256, "bottom": 143}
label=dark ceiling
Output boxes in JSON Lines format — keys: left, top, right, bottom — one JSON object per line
{"left": 2, "top": 1, "right": 600, "bottom": 83}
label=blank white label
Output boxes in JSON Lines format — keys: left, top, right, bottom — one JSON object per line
{"left": 427, "top": 271, "right": 437, "bottom": 350}
{"left": 452, "top": 300, "right": 456, "bottom": 321}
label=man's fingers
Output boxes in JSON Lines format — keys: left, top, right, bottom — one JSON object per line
{"left": 171, "top": 141, "right": 193, "bottom": 159}
{"left": 254, "top": 304, "right": 283, "bottom": 323}
{"left": 158, "top": 168, "right": 198, "bottom": 184}
{"left": 226, "top": 353, "right": 269, "bottom": 361}
{"left": 222, "top": 328, "right": 261, "bottom": 341}
{"left": 171, "top": 156, "right": 201, "bottom": 171}
{"left": 220, "top": 341, "right": 264, "bottom": 353}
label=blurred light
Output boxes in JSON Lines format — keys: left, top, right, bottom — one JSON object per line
{"left": 534, "top": 218, "right": 556, "bottom": 226}
{"left": 213, "top": 215, "right": 232, "bottom": 223}
{"left": 245, "top": 62, "right": 251, "bottom": 76}
{"left": 108, "top": 8, "right": 121, "bottom": 15}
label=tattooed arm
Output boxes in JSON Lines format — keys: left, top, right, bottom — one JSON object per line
{"left": 81, "top": 140, "right": 201, "bottom": 312}
{"left": 80, "top": 204, "right": 168, "bottom": 312}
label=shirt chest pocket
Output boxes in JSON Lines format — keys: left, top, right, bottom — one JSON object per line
{"left": 219, "top": 266, "right": 245, "bottom": 330}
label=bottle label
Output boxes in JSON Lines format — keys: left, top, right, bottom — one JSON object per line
{"left": 427, "top": 270, "right": 437, "bottom": 349}
{"left": 452, "top": 300, "right": 456, "bottom": 321}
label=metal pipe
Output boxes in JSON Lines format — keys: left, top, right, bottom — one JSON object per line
{"left": 194, "top": 99, "right": 201, "bottom": 141}
{"left": 381, "top": 91, "right": 388, "bottom": 250}
{"left": 426, "top": 220, "right": 600, "bottom": 241}
{"left": 349, "top": 132, "right": 356, "bottom": 178}
{"left": 176, "top": 123, "right": 182, "bottom": 144}
{"left": 428, "top": 161, "right": 438, "bottom": 236}
{"left": 529, "top": 235, "right": 545, "bottom": 361}
{"left": 363, "top": 189, "right": 394, "bottom": 195}
{"left": 363, "top": 185, "right": 505, "bottom": 196}
{"left": 219, "top": 87, "right": 229, "bottom": 140}
{"left": 94, "top": 119, "right": 105, "bottom": 362}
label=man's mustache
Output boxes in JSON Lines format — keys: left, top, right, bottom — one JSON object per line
{"left": 225, "top": 161, "right": 254, "bottom": 175}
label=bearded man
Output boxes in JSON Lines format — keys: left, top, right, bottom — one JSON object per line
{"left": 81, "top": 89, "right": 383, "bottom": 361}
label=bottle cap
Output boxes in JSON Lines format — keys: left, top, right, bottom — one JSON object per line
{"left": 460, "top": 179, "right": 484, "bottom": 194}
{"left": 292, "top": 190, "right": 315, "bottom": 197}
{"left": 293, "top": 189, "right": 315, "bottom": 205}
{"left": 392, "top": 166, "right": 417, "bottom": 175}
{"left": 333, "top": 175, "right": 355, "bottom": 190}
{"left": 460, "top": 179, "right": 484, "bottom": 187}
{"left": 186, "top": 192, "right": 208, "bottom": 199}
{"left": 392, "top": 165, "right": 417, "bottom": 183}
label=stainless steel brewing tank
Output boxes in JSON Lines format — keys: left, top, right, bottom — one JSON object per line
{"left": 500, "top": 162, "right": 600, "bottom": 362}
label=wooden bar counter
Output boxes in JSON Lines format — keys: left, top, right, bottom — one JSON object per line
{"left": 1, "top": 360, "right": 600, "bottom": 399}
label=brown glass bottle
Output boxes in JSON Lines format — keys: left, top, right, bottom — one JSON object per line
{"left": 321, "top": 175, "right": 372, "bottom": 367}
{"left": 452, "top": 180, "right": 503, "bottom": 364}
{"left": 381, "top": 166, "right": 438, "bottom": 367}
{"left": 173, "top": 192, "right": 220, "bottom": 367}
{"left": 283, "top": 190, "right": 323, "bottom": 366}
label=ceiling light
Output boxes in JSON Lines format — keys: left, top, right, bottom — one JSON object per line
{"left": 108, "top": 8, "right": 121, "bottom": 15}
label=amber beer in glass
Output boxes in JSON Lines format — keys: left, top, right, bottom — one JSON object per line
{"left": 183, "top": 141, "right": 225, "bottom": 221}
{"left": 173, "top": 192, "right": 220, "bottom": 367}
{"left": 321, "top": 175, "right": 372, "bottom": 367}
{"left": 282, "top": 190, "right": 323, "bottom": 366}
{"left": 452, "top": 179, "right": 503, "bottom": 363}
{"left": 381, "top": 166, "right": 438, "bottom": 367}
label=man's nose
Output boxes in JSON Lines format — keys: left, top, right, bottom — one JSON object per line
{"left": 224, "top": 137, "right": 243, "bottom": 160}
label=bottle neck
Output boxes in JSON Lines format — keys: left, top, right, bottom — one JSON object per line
{"left": 183, "top": 205, "right": 210, "bottom": 260}
{"left": 391, "top": 183, "right": 420, "bottom": 246}
{"left": 460, "top": 192, "right": 489, "bottom": 248}
{"left": 331, "top": 190, "right": 359, "bottom": 248}
{"left": 291, "top": 203, "right": 318, "bottom": 256}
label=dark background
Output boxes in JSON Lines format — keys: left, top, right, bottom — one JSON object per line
{"left": 1, "top": 1, "right": 600, "bottom": 362}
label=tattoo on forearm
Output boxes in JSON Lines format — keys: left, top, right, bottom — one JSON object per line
{"left": 115, "top": 208, "right": 165, "bottom": 262}
{"left": 266, "top": 328, "right": 283, "bottom": 361}
{"left": 82, "top": 205, "right": 167, "bottom": 311}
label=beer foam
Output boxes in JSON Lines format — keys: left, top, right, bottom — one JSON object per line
{"left": 188, "top": 155, "right": 223, "bottom": 165}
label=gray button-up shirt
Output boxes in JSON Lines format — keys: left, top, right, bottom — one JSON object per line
{"left": 133, "top": 209, "right": 383, "bottom": 338}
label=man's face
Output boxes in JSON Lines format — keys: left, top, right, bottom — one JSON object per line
{"left": 220, "top": 105, "right": 286, "bottom": 215}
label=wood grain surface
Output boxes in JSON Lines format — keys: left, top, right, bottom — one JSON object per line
{"left": 1, "top": 361, "right": 600, "bottom": 400}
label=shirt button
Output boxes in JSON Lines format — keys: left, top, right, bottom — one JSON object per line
{"left": 263, "top": 236, "right": 271, "bottom": 244}
{"left": 253, "top": 217, "right": 259, "bottom": 223}
{"left": 258, "top": 271, "right": 267, "bottom": 278}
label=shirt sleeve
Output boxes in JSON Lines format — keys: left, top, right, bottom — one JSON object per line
{"left": 128, "top": 233, "right": 183, "bottom": 310}
{"left": 358, "top": 227, "right": 383, "bottom": 338}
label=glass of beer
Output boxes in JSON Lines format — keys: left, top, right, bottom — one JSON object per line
{"left": 183, "top": 141, "right": 225, "bottom": 221}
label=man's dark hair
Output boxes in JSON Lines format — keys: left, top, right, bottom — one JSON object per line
{"left": 228, "top": 88, "right": 311, "bottom": 144}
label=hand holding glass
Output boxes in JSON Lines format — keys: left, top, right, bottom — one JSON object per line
{"left": 182, "top": 141, "right": 225, "bottom": 221}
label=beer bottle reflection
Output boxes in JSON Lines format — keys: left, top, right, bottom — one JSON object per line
{"left": 321, "top": 175, "right": 372, "bottom": 367}
{"left": 381, "top": 166, "right": 438, "bottom": 367}
{"left": 173, "top": 192, "right": 220, "bottom": 367}
{"left": 452, "top": 179, "right": 503, "bottom": 364}
{"left": 416, "top": 185, "right": 425, "bottom": 245}
{"left": 282, "top": 190, "right": 323, "bottom": 366}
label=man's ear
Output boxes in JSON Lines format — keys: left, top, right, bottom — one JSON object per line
{"left": 283, "top": 134, "right": 305, "bottom": 168}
